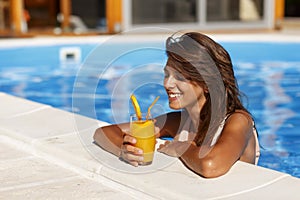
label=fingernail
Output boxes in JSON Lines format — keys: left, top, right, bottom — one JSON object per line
{"left": 138, "top": 156, "right": 144, "bottom": 161}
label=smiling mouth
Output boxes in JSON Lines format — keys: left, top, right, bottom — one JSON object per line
{"left": 168, "top": 93, "right": 182, "bottom": 98}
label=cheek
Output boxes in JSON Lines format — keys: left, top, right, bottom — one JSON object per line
{"left": 183, "top": 85, "right": 204, "bottom": 99}
{"left": 180, "top": 83, "right": 195, "bottom": 93}
{"left": 163, "top": 78, "right": 167, "bottom": 86}
{"left": 193, "top": 87, "right": 206, "bottom": 100}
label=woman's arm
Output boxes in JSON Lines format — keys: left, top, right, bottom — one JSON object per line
{"left": 93, "top": 123, "right": 129, "bottom": 157}
{"left": 94, "top": 111, "right": 184, "bottom": 151}
{"left": 93, "top": 111, "right": 185, "bottom": 166}
{"left": 159, "top": 111, "right": 254, "bottom": 178}
{"left": 94, "top": 123, "right": 149, "bottom": 166}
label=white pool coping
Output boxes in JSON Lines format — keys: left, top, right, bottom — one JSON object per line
{"left": 0, "top": 92, "right": 299, "bottom": 199}
{"left": 0, "top": 32, "right": 300, "bottom": 49}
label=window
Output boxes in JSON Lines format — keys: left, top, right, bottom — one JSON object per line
{"left": 132, "top": 0, "right": 197, "bottom": 24}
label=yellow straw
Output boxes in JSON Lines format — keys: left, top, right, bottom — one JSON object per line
{"left": 130, "top": 94, "right": 142, "bottom": 120}
{"left": 146, "top": 96, "right": 160, "bottom": 120}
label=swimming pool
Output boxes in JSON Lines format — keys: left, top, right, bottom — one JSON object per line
{"left": 0, "top": 35, "right": 299, "bottom": 178}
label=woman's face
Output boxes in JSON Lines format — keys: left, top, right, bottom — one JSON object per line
{"left": 163, "top": 64, "right": 207, "bottom": 112}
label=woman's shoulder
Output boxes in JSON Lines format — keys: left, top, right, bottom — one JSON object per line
{"left": 223, "top": 110, "right": 254, "bottom": 133}
{"left": 226, "top": 109, "right": 252, "bottom": 122}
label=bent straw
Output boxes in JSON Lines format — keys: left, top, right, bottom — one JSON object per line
{"left": 130, "top": 94, "right": 142, "bottom": 120}
{"left": 146, "top": 96, "right": 160, "bottom": 120}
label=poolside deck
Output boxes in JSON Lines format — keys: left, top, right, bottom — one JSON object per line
{"left": 1, "top": 92, "right": 299, "bottom": 199}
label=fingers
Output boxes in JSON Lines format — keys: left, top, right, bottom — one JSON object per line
{"left": 122, "top": 142, "right": 143, "bottom": 155}
{"left": 157, "top": 140, "right": 170, "bottom": 151}
{"left": 123, "top": 134, "right": 137, "bottom": 144}
{"left": 157, "top": 141, "right": 194, "bottom": 157}
{"left": 120, "top": 145, "right": 144, "bottom": 166}
{"left": 120, "top": 134, "right": 144, "bottom": 166}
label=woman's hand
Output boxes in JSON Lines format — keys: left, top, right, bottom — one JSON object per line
{"left": 157, "top": 140, "right": 194, "bottom": 157}
{"left": 119, "top": 134, "right": 144, "bottom": 167}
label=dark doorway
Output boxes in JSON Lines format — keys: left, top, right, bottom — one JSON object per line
{"left": 71, "top": 0, "right": 106, "bottom": 30}
{"left": 285, "top": 0, "right": 300, "bottom": 17}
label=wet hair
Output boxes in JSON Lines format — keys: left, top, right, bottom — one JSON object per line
{"left": 166, "top": 32, "right": 249, "bottom": 146}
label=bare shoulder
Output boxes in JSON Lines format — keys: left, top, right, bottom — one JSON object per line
{"left": 225, "top": 111, "right": 257, "bottom": 164}
{"left": 219, "top": 110, "right": 254, "bottom": 144}
{"left": 226, "top": 110, "right": 252, "bottom": 127}
{"left": 213, "top": 110, "right": 255, "bottom": 164}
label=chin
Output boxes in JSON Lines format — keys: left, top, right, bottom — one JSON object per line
{"left": 169, "top": 103, "right": 182, "bottom": 110}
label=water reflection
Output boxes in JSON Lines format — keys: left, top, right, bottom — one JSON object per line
{"left": 261, "top": 67, "right": 295, "bottom": 150}
{"left": 256, "top": 62, "right": 300, "bottom": 175}
{"left": 235, "top": 60, "right": 300, "bottom": 175}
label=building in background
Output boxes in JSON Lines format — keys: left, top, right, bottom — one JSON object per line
{"left": 0, "top": 0, "right": 298, "bottom": 36}
{"left": 125, "top": 0, "right": 270, "bottom": 32}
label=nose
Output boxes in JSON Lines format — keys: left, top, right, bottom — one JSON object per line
{"left": 164, "top": 75, "right": 176, "bottom": 89}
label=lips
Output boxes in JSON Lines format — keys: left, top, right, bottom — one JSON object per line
{"left": 167, "top": 92, "right": 182, "bottom": 101}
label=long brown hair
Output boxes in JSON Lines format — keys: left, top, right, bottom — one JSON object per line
{"left": 166, "top": 32, "right": 249, "bottom": 146}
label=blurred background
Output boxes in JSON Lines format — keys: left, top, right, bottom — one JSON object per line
{"left": 0, "top": 0, "right": 299, "bottom": 36}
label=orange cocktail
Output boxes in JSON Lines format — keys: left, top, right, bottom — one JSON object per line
{"left": 130, "top": 115, "right": 156, "bottom": 165}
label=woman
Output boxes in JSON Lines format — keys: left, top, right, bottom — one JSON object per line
{"left": 93, "top": 32, "right": 260, "bottom": 178}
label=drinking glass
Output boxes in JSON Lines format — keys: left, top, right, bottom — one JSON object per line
{"left": 130, "top": 113, "right": 156, "bottom": 165}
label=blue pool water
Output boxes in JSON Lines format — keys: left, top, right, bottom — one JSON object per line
{"left": 0, "top": 38, "right": 299, "bottom": 177}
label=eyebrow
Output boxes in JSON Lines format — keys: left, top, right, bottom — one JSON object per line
{"left": 163, "top": 67, "right": 183, "bottom": 78}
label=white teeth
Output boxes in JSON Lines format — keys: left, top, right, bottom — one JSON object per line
{"left": 169, "top": 93, "right": 181, "bottom": 98}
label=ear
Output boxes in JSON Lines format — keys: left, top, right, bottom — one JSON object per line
{"left": 204, "top": 87, "right": 209, "bottom": 94}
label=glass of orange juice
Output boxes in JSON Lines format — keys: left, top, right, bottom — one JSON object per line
{"left": 130, "top": 113, "right": 156, "bottom": 165}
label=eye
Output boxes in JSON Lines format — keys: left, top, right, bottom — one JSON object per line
{"left": 163, "top": 69, "right": 170, "bottom": 78}
{"left": 174, "top": 73, "right": 187, "bottom": 81}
